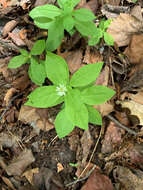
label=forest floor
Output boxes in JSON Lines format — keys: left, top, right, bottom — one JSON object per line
{"left": 0, "top": 0, "right": 143, "bottom": 189}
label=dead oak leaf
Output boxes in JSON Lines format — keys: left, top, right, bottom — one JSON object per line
{"left": 107, "top": 13, "right": 143, "bottom": 47}
{"left": 124, "top": 34, "right": 143, "bottom": 64}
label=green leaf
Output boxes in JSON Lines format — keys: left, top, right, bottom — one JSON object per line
{"left": 63, "top": 15, "right": 74, "bottom": 32}
{"left": 72, "top": 8, "right": 96, "bottom": 22}
{"left": 70, "top": 62, "right": 103, "bottom": 87}
{"left": 8, "top": 55, "right": 29, "bottom": 69}
{"left": 87, "top": 105, "right": 102, "bottom": 125}
{"left": 46, "top": 18, "right": 64, "bottom": 51}
{"left": 45, "top": 51, "right": 69, "bottom": 85}
{"left": 81, "top": 85, "right": 115, "bottom": 105}
{"left": 61, "top": 0, "right": 80, "bottom": 12}
{"left": 29, "top": 4, "right": 62, "bottom": 19}
{"left": 34, "top": 18, "right": 53, "bottom": 29}
{"left": 75, "top": 20, "right": 97, "bottom": 37}
{"left": 55, "top": 109, "right": 75, "bottom": 138}
{"left": 28, "top": 57, "right": 46, "bottom": 86}
{"left": 65, "top": 89, "right": 88, "bottom": 130}
{"left": 57, "top": 0, "right": 68, "bottom": 9}
{"left": 104, "top": 32, "right": 114, "bottom": 46}
{"left": 19, "top": 49, "right": 29, "bottom": 57}
{"left": 25, "top": 85, "right": 64, "bottom": 108}
{"left": 30, "top": 40, "right": 46, "bottom": 55}
{"left": 88, "top": 28, "right": 103, "bottom": 45}
{"left": 103, "top": 19, "right": 111, "bottom": 31}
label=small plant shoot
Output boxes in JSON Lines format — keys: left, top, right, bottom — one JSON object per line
{"left": 25, "top": 52, "right": 115, "bottom": 138}
{"left": 8, "top": 40, "right": 46, "bottom": 86}
{"left": 29, "top": 0, "right": 113, "bottom": 51}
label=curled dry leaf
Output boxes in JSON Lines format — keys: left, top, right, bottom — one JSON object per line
{"left": 6, "top": 149, "right": 35, "bottom": 176}
{"left": 130, "top": 6, "right": 143, "bottom": 22}
{"left": 124, "top": 34, "right": 143, "bottom": 64}
{"left": 8, "top": 29, "right": 26, "bottom": 47}
{"left": 2, "top": 20, "right": 18, "bottom": 37}
{"left": 107, "top": 13, "right": 143, "bottom": 47}
{"left": 22, "top": 168, "right": 39, "bottom": 185}
{"left": 4, "top": 88, "right": 17, "bottom": 106}
{"left": 101, "top": 121, "right": 125, "bottom": 154}
{"left": 81, "top": 168, "right": 114, "bottom": 190}
{"left": 118, "top": 100, "right": 143, "bottom": 125}
{"left": 113, "top": 166, "right": 143, "bottom": 190}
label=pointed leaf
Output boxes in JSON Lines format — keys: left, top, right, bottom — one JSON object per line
{"left": 65, "top": 89, "right": 88, "bottom": 130}
{"left": 75, "top": 20, "right": 97, "bottom": 37}
{"left": 55, "top": 109, "right": 75, "bottom": 138}
{"left": 63, "top": 15, "right": 74, "bottom": 32}
{"left": 104, "top": 32, "right": 114, "bottom": 46}
{"left": 34, "top": 18, "right": 53, "bottom": 29}
{"left": 46, "top": 19, "right": 64, "bottom": 51}
{"left": 28, "top": 57, "right": 46, "bottom": 86}
{"left": 45, "top": 51, "right": 69, "bottom": 85}
{"left": 81, "top": 85, "right": 115, "bottom": 105}
{"left": 87, "top": 105, "right": 102, "bottom": 125}
{"left": 73, "top": 8, "right": 96, "bottom": 22}
{"left": 25, "top": 86, "right": 64, "bottom": 108}
{"left": 70, "top": 62, "right": 103, "bottom": 87}
{"left": 31, "top": 40, "right": 46, "bottom": 55}
{"left": 20, "top": 49, "right": 29, "bottom": 57}
{"left": 29, "top": 4, "right": 62, "bottom": 19}
{"left": 8, "top": 55, "right": 29, "bottom": 68}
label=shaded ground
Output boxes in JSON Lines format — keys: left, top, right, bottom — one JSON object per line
{"left": 0, "top": 0, "right": 143, "bottom": 189}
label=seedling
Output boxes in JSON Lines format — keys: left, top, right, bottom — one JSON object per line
{"left": 25, "top": 52, "right": 115, "bottom": 138}
{"left": 29, "top": 0, "right": 101, "bottom": 51}
{"left": 89, "top": 19, "right": 114, "bottom": 46}
{"left": 8, "top": 40, "right": 46, "bottom": 86}
{"left": 69, "top": 163, "right": 79, "bottom": 167}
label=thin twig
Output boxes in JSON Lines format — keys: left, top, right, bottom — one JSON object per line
{"left": 106, "top": 114, "right": 138, "bottom": 136}
{"left": 65, "top": 165, "right": 96, "bottom": 187}
{"left": 66, "top": 125, "right": 103, "bottom": 187}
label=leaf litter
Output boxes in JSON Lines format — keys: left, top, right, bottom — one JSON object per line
{"left": 0, "top": 0, "right": 143, "bottom": 190}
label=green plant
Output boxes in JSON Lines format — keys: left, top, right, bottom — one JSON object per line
{"left": 25, "top": 52, "right": 115, "bottom": 138}
{"left": 8, "top": 40, "right": 47, "bottom": 86}
{"left": 89, "top": 19, "right": 114, "bottom": 46}
{"left": 29, "top": 0, "right": 102, "bottom": 51}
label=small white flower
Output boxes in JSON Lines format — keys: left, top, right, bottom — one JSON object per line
{"left": 56, "top": 84, "right": 67, "bottom": 96}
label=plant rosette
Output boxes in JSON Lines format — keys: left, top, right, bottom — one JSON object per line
{"left": 25, "top": 52, "right": 115, "bottom": 138}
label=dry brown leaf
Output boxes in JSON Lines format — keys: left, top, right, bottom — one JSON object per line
{"left": 118, "top": 100, "right": 143, "bottom": 125}
{"left": 2, "top": 20, "right": 18, "bottom": 37}
{"left": 81, "top": 168, "right": 114, "bottom": 190}
{"left": 63, "top": 49, "right": 83, "bottom": 74}
{"left": 77, "top": 0, "right": 98, "bottom": 14}
{"left": 107, "top": 13, "right": 143, "bottom": 47}
{"left": 0, "top": 132, "right": 20, "bottom": 149}
{"left": 12, "top": 72, "right": 30, "bottom": 91}
{"left": 94, "top": 102, "right": 114, "bottom": 116}
{"left": 101, "top": 121, "right": 125, "bottom": 153}
{"left": 96, "top": 65, "right": 109, "bottom": 86}
{"left": 126, "top": 91, "right": 143, "bottom": 105}
{"left": 83, "top": 46, "right": 103, "bottom": 64}
{"left": 57, "top": 163, "right": 64, "bottom": 173}
{"left": 18, "top": 106, "right": 54, "bottom": 134}
{"left": 130, "top": 6, "right": 143, "bottom": 21}
{"left": 113, "top": 166, "right": 143, "bottom": 190}
{"left": 4, "top": 88, "right": 17, "bottom": 106}
{"left": 22, "top": 168, "right": 39, "bottom": 185}
{"left": 6, "top": 149, "right": 35, "bottom": 176}
{"left": 124, "top": 34, "right": 143, "bottom": 64}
